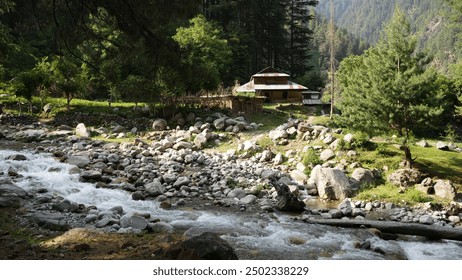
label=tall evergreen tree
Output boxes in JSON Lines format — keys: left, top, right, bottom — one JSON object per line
{"left": 337, "top": 8, "right": 455, "bottom": 168}
{"left": 287, "top": 0, "right": 318, "bottom": 79}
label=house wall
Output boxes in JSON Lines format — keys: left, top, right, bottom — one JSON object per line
{"left": 253, "top": 76, "right": 288, "bottom": 85}
{"left": 258, "top": 90, "right": 302, "bottom": 102}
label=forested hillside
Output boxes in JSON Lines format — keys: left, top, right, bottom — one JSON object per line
{"left": 316, "top": 0, "right": 462, "bottom": 72}
{"left": 0, "top": 0, "right": 320, "bottom": 107}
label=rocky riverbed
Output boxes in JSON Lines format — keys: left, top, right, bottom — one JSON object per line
{"left": 1, "top": 112, "right": 462, "bottom": 260}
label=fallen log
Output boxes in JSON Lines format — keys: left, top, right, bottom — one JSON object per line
{"left": 304, "top": 218, "right": 462, "bottom": 241}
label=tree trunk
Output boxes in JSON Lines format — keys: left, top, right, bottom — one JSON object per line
{"left": 304, "top": 218, "right": 462, "bottom": 241}
{"left": 403, "top": 145, "right": 413, "bottom": 169}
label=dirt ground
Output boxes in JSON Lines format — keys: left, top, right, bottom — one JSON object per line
{"left": 0, "top": 208, "right": 184, "bottom": 260}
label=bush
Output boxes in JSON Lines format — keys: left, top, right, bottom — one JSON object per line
{"left": 302, "top": 148, "right": 322, "bottom": 174}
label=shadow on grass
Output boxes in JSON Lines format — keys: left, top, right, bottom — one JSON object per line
{"left": 413, "top": 149, "right": 462, "bottom": 189}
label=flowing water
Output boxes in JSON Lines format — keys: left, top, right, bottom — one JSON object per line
{"left": 2, "top": 149, "right": 462, "bottom": 260}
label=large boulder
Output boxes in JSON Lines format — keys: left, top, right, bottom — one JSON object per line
{"left": 436, "top": 141, "right": 449, "bottom": 151}
{"left": 350, "top": 168, "right": 377, "bottom": 187}
{"left": 0, "top": 179, "right": 29, "bottom": 208}
{"left": 433, "top": 180, "right": 457, "bottom": 201}
{"left": 310, "top": 165, "right": 352, "bottom": 200}
{"left": 164, "top": 232, "right": 239, "bottom": 260}
{"left": 388, "top": 169, "right": 421, "bottom": 188}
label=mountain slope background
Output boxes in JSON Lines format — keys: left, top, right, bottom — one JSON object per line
{"left": 315, "top": 0, "right": 462, "bottom": 72}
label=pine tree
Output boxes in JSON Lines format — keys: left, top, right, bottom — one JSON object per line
{"left": 287, "top": 0, "right": 318, "bottom": 78}
{"left": 337, "top": 8, "right": 454, "bottom": 168}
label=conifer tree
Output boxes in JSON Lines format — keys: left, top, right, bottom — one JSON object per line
{"left": 337, "top": 8, "right": 453, "bottom": 168}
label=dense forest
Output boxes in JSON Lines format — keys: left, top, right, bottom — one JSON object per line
{"left": 0, "top": 0, "right": 461, "bottom": 114}
{"left": 0, "top": 0, "right": 320, "bottom": 108}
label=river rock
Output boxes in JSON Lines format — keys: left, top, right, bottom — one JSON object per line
{"left": 433, "top": 180, "right": 457, "bottom": 200}
{"left": 240, "top": 194, "right": 257, "bottom": 204}
{"left": 227, "top": 188, "right": 246, "bottom": 199}
{"left": 0, "top": 179, "right": 29, "bottom": 208}
{"left": 173, "top": 176, "right": 190, "bottom": 189}
{"left": 310, "top": 165, "right": 352, "bottom": 200}
{"left": 290, "top": 170, "right": 308, "bottom": 185}
{"left": 194, "top": 133, "right": 208, "bottom": 149}
{"left": 51, "top": 199, "right": 81, "bottom": 213}
{"left": 388, "top": 169, "right": 421, "bottom": 188}
{"left": 80, "top": 170, "right": 102, "bottom": 182}
{"left": 75, "top": 123, "right": 91, "bottom": 138}
{"left": 6, "top": 154, "right": 28, "bottom": 161}
{"left": 273, "top": 181, "right": 306, "bottom": 212}
{"left": 120, "top": 213, "right": 149, "bottom": 230}
{"left": 66, "top": 156, "right": 90, "bottom": 168}
{"left": 164, "top": 232, "right": 238, "bottom": 260}
{"left": 145, "top": 179, "right": 166, "bottom": 197}
{"left": 269, "top": 127, "right": 288, "bottom": 141}
{"left": 148, "top": 222, "right": 175, "bottom": 233}
{"left": 320, "top": 149, "right": 335, "bottom": 161}
{"left": 213, "top": 117, "right": 227, "bottom": 130}
{"left": 152, "top": 119, "right": 168, "bottom": 131}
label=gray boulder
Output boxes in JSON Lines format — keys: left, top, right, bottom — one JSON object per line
{"left": 310, "top": 165, "right": 352, "bottom": 200}
{"left": 145, "top": 179, "right": 166, "bottom": 197}
{"left": 273, "top": 181, "right": 306, "bottom": 212}
{"left": 433, "top": 180, "right": 457, "bottom": 200}
{"left": 66, "top": 156, "right": 90, "bottom": 168}
{"left": 6, "top": 154, "right": 27, "bottom": 161}
{"left": 0, "top": 179, "right": 29, "bottom": 208}
{"left": 75, "top": 123, "right": 91, "bottom": 138}
{"left": 388, "top": 169, "right": 421, "bottom": 188}
{"left": 436, "top": 141, "right": 449, "bottom": 151}
{"left": 164, "top": 232, "right": 239, "bottom": 260}
{"left": 194, "top": 133, "right": 208, "bottom": 149}
{"left": 120, "top": 213, "right": 149, "bottom": 230}
{"left": 152, "top": 119, "right": 168, "bottom": 131}
{"left": 351, "top": 168, "right": 377, "bottom": 187}
{"left": 227, "top": 188, "right": 246, "bottom": 199}
{"left": 240, "top": 194, "right": 257, "bottom": 204}
{"left": 320, "top": 149, "right": 335, "bottom": 161}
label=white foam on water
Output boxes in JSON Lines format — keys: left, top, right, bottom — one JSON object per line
{"left": 398, "top": 239, "right": 462, "bottom": 260}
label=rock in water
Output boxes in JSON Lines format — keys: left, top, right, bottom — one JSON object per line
{"left": 164, "top": 232, "right": 239, "bottom": 260}
{"left": 273, "top": 180, "right": 306, "bottom": 212}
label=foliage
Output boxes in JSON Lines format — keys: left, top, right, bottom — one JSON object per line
{"left": 173, "top": 15, "right": 232, "bottom": 94}
{"left": 302, "top": 148, "right": 321, "bottom": 174}
{"left": 337, "top": 8, "right": 456, "bottom": 168}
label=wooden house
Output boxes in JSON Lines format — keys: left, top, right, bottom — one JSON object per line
{"left": 235, "top": 67, "right": 308, "bottom": 102}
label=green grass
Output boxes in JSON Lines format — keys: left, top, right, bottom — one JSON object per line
{"left": 412, "top": 145, "right": 462, "bottom": 189}
{"left": 355, "top": 183, "right": 444, "bottom": 206}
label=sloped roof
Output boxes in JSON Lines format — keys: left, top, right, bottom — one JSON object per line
{"left": 251, "top": 66, "right": 290, "bottom": 78}
{"left": 236, "top": 79, "right": 307, "bottom": 93}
